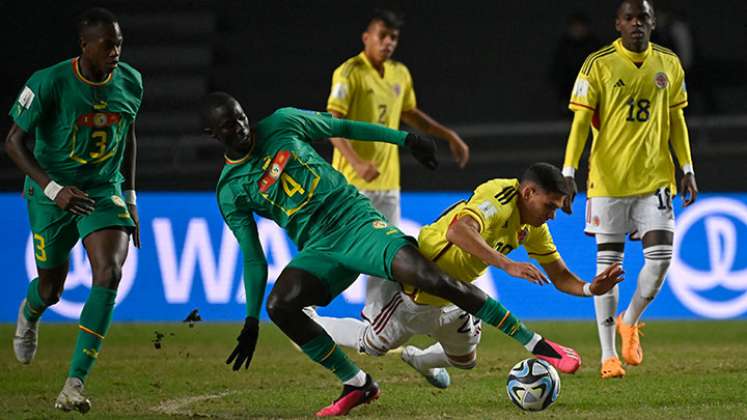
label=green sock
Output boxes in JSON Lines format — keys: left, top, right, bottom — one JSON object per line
{"left": 23, "top": 278, "right": 47, "bottom": 322}
{"left": 301, "top": 333, "right": 360, "bottom": 382}
{"left": 475, "top": 297, "right": 535, "bottom": 345}
{"left": 68, "top": 286, "right": 116, "bottom": 381}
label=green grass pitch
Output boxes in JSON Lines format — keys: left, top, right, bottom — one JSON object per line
{"left": 1, "top": 321, "right": 746, "bottom": 419}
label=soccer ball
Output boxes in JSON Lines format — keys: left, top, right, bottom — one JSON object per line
{"left": 505, "top": 358, "right": 560, "bottom": 411}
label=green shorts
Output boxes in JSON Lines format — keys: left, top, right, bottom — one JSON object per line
{"left": 287, "top": 216, "right": 416, "bottom": 300}
{"left": 26, "top": 184, "right": 134, "bottom": 269}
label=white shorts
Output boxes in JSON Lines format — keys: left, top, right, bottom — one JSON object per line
{"left": 361, "top": 292, "right": 482, "bottom": 357}
{"left": 585, "top": 187, "right": 675, "bottom": 237}
{"left": 360, "top": 189, "right": 402, "bottom": 322}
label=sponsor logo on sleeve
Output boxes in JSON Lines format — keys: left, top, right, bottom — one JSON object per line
{"left": 573, "top": 78, "right": 589, "bottom": 97}
{"left": 18, "top": 86, "right": 35, "bottom": 109}
{"left": 331, "top": 83, "right": 347, "bottom": 100}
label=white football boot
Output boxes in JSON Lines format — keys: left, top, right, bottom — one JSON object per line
{"left": 55, "top": 377, "right": 91, "bottom": 413}
{"left": 13, "top": 299, "right": 39, "bottom": 364}
{"left": 401, "top": 345, "right": 451, "bottom": 389}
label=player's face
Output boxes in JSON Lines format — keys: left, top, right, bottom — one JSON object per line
{"left": 615, "top": 0, "right": 655, "bottom": 51}
{"left": 363, "top": 20, "right": 399, "bottom": 64}
{"left": 209, "top": 100, "right": 252, "bottom": 150}
{"left": 525, "top": 188, "right": 565, "bottom": 227}
{"left": 81, "top": 22, "right": 124, "bottom": 75}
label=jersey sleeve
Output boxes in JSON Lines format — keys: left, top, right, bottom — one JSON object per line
{"left": 8, "top": 71, "right": 53, "bottom": 133}
{"left": 457, "top": 182, "right": 513, "bottom": 233}
{"left": 524, "top": 224, "right": 561, "bottom": 264}
{"left": 218, "top": 187, "right": 268, "bottom": 319}
{"left": 280, "top": 108, "right": 408, "bottom": 145}
{"left": 669, "top": 59, "right": 688, "bottom": 110}
{"left": 401, "top": 65, "right": 417, "bottom": 112}
{"left": 326, "top": 64, "right": 358, "bottom": 117}
{"left": 568, "top": 59, "right": 600, "bottom": 112}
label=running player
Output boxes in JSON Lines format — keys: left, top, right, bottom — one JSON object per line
{"left": 561, "top": 0, "right": 697, "bottom": 379}
{"left": 6, "top": 8, "right": 143, "bottom": 412}
{"left": 327, "top": 9, "right": 469, "bottom": 323}
{"left": 309, "top": 163, "right": 624, "bottom": 388}
{"left": 202, "top": 93, "right": 580, "bottom": 416}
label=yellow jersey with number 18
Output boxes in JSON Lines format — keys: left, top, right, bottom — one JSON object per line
{"left": 566, "top": 38, "right": 688, "bottom": 197}
{"left": 327, "top": 52, "right": 416, "bottom": 191}
{"left": 404, "top": 178, "right": 561, "bottom": 307}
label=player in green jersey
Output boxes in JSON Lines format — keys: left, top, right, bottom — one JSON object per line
{"left": 5, "top": 8, "right": 142, "bottom": 413}
{"left": 202, "top": 92, "right": 581, "bottom": 416}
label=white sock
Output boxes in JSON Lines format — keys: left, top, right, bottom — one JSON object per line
{"left": 623, "top": 245, "right": 672, "bottom": 325}
{"left": 594, "top": 250, "right": 624, "bottom": 361}
{"left": 313, "top": 316, "right": 367, "bottom": 350}
{"left": 523, "top": 333, "right": 543, "bottom": 353}
{"left": 343, "top": 369, "right": 367, "bottom": 387}
{"left": 409, "top": 343, "right": 452, "bottom": 371}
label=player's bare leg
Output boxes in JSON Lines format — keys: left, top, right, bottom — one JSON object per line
{"left": 266, "top": 268, "right": 379, "bottom": 417}
{"left": 55, "top": 228, "right": 129, "bottom": 413}
{"left": 619, "top": 230, "right": 673, "bottom": 366}
{"left": 594, "top": 236, "right": 626, "bottom": 378}
{"left": 14, "top": 263, "right": 68, "bottom": 364}
{"left": 391, "top": 246, "right": 581, "bottom": 374}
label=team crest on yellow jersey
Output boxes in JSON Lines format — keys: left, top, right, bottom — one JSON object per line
{"left": 393, "top": 84, "right": 401, "bottom": 96}
{"left": 517, "top": 227, "right": 529, "bottom": 243}
{"left": 655, "top": 72, "right": 669, "bottom": 89}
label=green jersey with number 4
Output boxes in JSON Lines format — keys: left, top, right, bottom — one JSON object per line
{"left": 9, "top": 57, "right": 143, "bottom": 198}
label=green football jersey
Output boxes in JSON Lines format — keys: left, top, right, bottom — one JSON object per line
{"left": 216, "top": 107, "right": 408, "bottom": 317}
{"left": 9, "top": 57, "right": 143, "bottom": 197}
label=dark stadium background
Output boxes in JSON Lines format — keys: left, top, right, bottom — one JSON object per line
{"left": 1, "top": 0, "right": 744, "bottom": 192}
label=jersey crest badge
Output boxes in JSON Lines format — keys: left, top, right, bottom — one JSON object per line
{"left": 517, "top": 227, "right": 528, "bottom": 243}
{"left": 392, "top": 83, "right": 401, "bottom": 96}
{"left": 258, "top": 150, "right": 291, "bottom": 192}
{"left": 372, "top": 220, "right": 388, "bottom": 229}
{"left": 654, "top": 72, "right": 669, "bottom": 89}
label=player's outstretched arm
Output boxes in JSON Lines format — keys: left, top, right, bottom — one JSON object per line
{"left": 561, "top": 109, "right": 593, "bottom": 214}
{"left": 401, "top": 108, "right": 469, "bottom": 168}
{"left": 446, "top": 215, "right": 549, "bottom": 285}
{"left": 224, "top": 219, "right": 268, "bottom": 371}
{"left": 5, "top": 123, "right": 95, "bottom": 215}
{"left": 540, "top": 259, "right": 624, "bottom": 296}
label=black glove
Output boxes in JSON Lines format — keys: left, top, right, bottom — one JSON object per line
{"left": 405, "top": 133, "right": 438, "bottom": 170}
{"left": 226, "top": 317, "right": 259, "bottom": 371}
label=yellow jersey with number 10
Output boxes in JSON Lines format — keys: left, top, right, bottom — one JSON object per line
{"left": 404, "top": 178, "right": 561, "bottom": 307}
{"left": 327, "top": 52, "right": 416, "bottom": 191}
{"left": 567, "top": 38, "right": 688, "bottom": 197}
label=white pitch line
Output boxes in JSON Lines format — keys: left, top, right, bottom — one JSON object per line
{"left": 151, "top": 390, "right": 238, "bottom": 416}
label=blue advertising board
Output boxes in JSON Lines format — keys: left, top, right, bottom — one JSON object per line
{"left": 1, "top": 192, "right": 746, "bottom": 322}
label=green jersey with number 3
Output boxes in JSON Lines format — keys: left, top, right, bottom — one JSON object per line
{"left": 9, "top": 57, "right": 143, "bottom": 198}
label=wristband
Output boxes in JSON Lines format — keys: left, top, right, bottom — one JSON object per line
{"left": 582, "top": 283, "right": 593, "bottom": 296}
{"left": 681, "top": 164, "right": 694, "bottom": 175}
{"left": 562, "top": 166, "right": 576, "bottom": 178}
{"left": 44, "top": 181, "right": 64, "bottom": 201}
{"left": 124, "top": 190, "right": 137, "bottom": 205}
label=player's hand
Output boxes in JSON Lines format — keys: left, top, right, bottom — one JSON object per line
{"left": 127, "top": 204, "right": 141, "bottom": 248}
{"left": 504, "top": 261, "right": 550, "bottom": 285}
{"left": 680, "top": 173, "right": 698, "bottom": 207}
{"left": 226, "top": 317, "right": 259, "bottom": 371}
{"left": 405, "top": 133, "right": 438, "bottom": 170}
{"left": 561, "top": 177, "right": 577, "bottom": 215}
{"left": 353, "top": 160, "right": 380, "bottom": 182}
{"left": 447, "top": 133, "right": 469, "bottom": 168}
{"left": 589, "top": 263, "right": 624, "bottom": 295}
{"left": 55, "top": 186, "right": 96, "bottom": 215}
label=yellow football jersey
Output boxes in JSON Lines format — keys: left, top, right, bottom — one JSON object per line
{"left": 404, "top": 179, "right": 561, "bottom": 307}
{"left": 327, "top": 52, "right": 416, "bottom": 191}
{"left": 566, "top": 38, "right": 689, "bottom": 197}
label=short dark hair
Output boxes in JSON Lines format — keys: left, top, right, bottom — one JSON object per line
{"left": 78, "top": 7, "right": 118, "bottom": 35}
{"left": 369, "top": 9, "right": 404, "bottom": 30}
{"left": 617, "top": 0, "right": 655, "bottom": 16}
{"left": 522, "top": 163, "right": 569, "bottom": 196}
{"left": 200, "top": 91, "right": 237, "bottom": 129}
